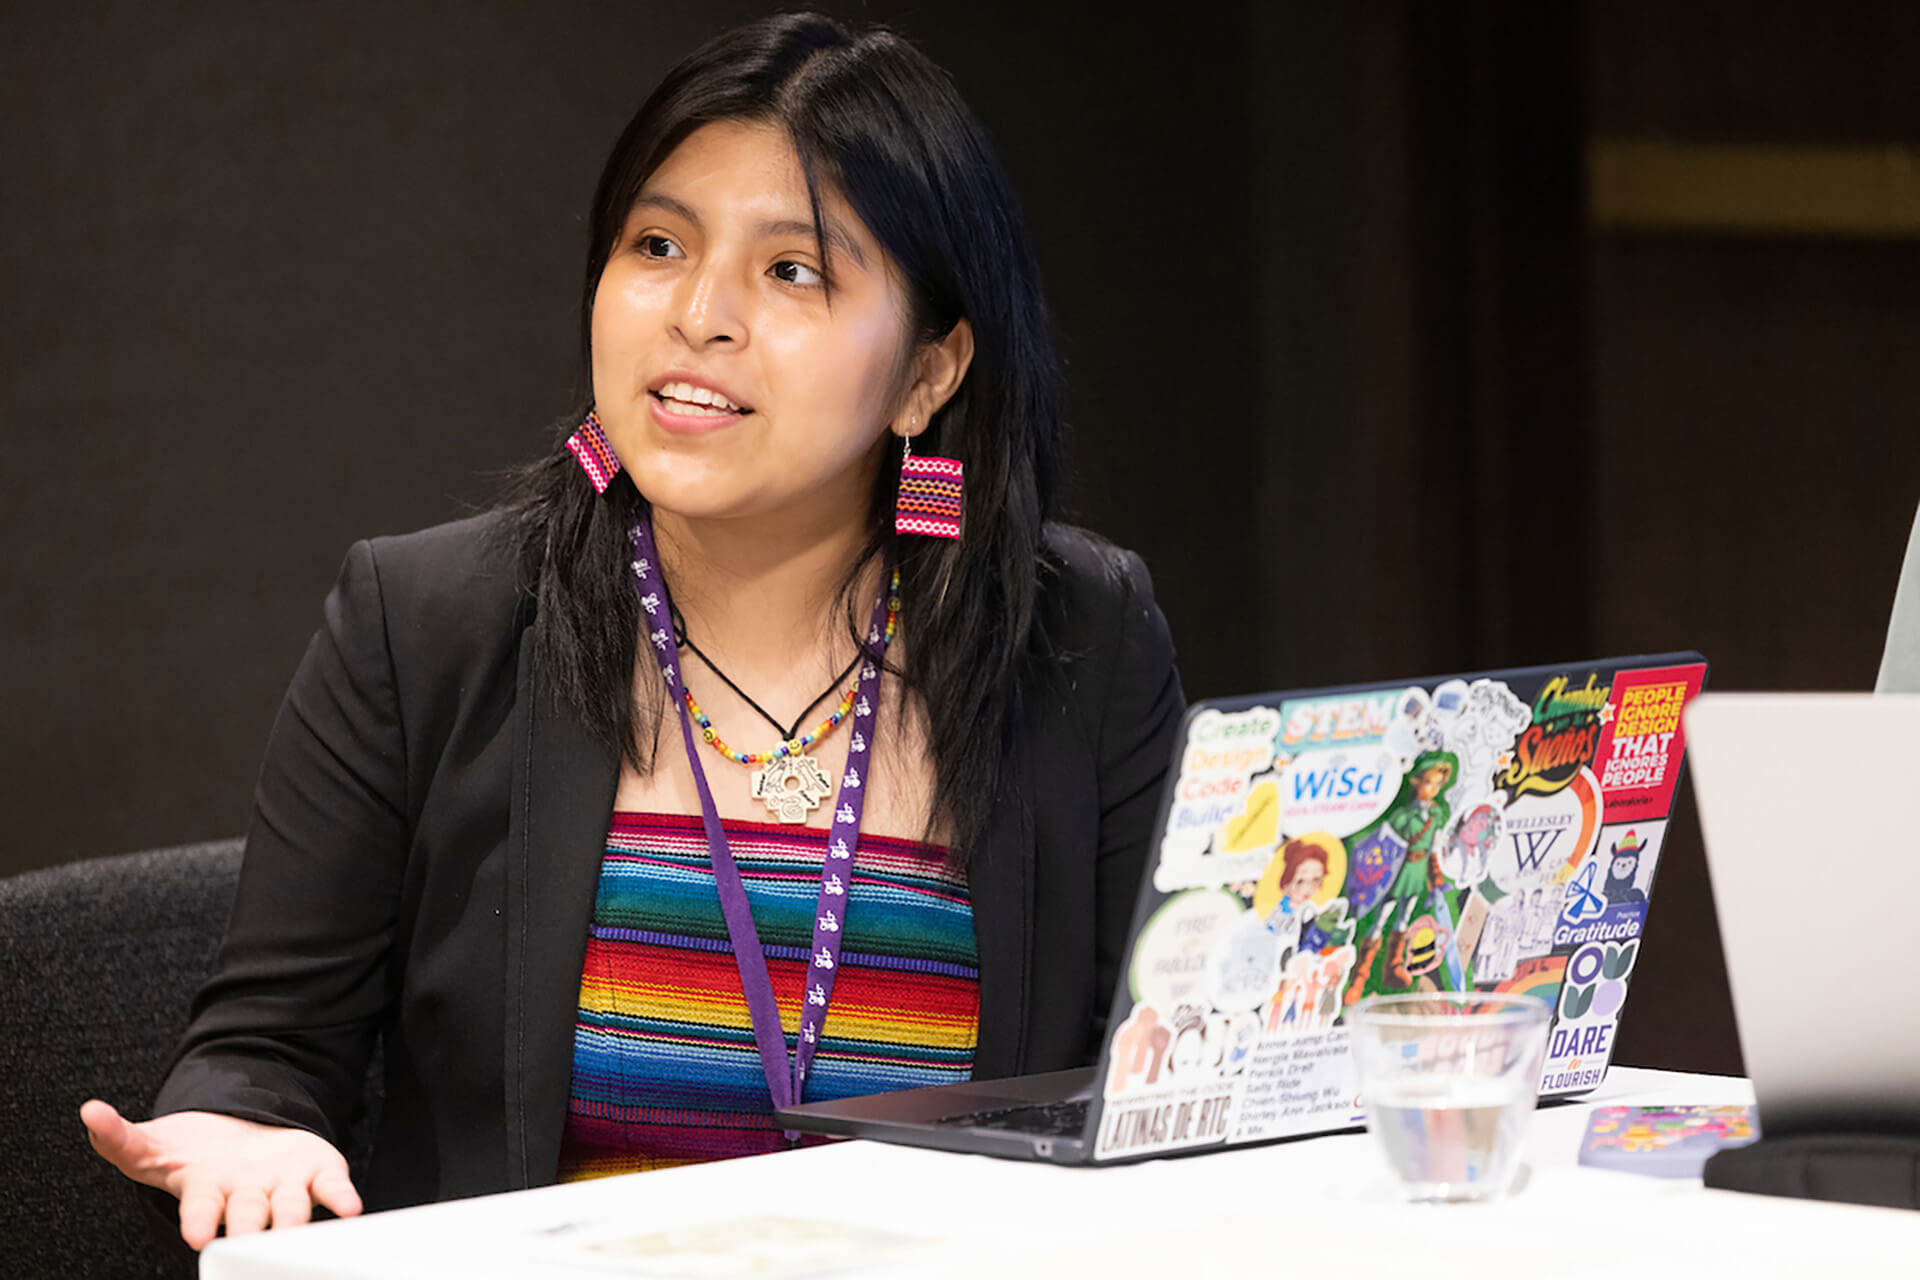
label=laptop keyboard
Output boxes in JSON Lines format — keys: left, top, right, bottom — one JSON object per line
{"left": 933, "top": 1097, "right": 1090, "bottom": 1138}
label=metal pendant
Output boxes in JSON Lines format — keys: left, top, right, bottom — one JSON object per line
{"left": 750, "top": 754, "right": 833, "bottom": 824}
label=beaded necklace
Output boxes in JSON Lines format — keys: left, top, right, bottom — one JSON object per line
{"left": 674, "top": 611, "right": 862, "bottom": 743}
{"left": 677, "top": 568, "right": 901, "bottom": 824}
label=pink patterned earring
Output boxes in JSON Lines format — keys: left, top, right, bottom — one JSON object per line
{"left": 893, "top": 421, "right": 963, "bottom": 539}
{"left": 565, "top": 410, "right": 622, "bottom": 494}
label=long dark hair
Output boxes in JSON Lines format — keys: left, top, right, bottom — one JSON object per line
{"left": 500, "top": 12, "right": 1066, "bottom": 862}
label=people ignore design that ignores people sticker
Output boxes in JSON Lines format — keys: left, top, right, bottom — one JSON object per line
{"left": 1590, "top": 664, "right": 1707, "bottom": 824}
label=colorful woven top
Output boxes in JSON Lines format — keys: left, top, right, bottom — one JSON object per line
{"left": 556, "top": 810, "right": 980, "bottom": 1179}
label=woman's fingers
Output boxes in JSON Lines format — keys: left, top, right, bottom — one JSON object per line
{"left": 268, "top": 1179, "right": 313, "bottom": 1230}
{"left": 79, "top": 1099, "right": 151, "bottom": 1176}
{"left": 85, "top": 1109, "right": 359, "bottom": 1249}
{"left": 310, "top": 1165, "right": 363, "bottom": 1220}
{"left": 177, "top": 1180, "right": 229, "bottom": 1252}
{"left": 78, "top": 1099, "right": 128, "bottom": 1154}
{"left": 224, "top": 1184, "right": 271, "bottom": 1238}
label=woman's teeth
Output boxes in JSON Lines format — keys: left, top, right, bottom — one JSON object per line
{"left": 655, "top": 381, "right": 745, "bottom": 414}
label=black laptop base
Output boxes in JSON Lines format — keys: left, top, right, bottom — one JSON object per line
{"left": 1705, "top": 1132, "right": 1920, "bottom": 1212}
{"left": 777, "top": 1067, "right": 1098, "bottom": 1165}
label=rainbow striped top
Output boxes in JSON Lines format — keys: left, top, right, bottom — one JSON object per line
{"left": 556, "top": 811, "right": 980, "bottom": 1178}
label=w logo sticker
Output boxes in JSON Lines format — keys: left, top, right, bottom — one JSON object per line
{"left": 1510, "top": 827, "right": 1562, "bottom": 873}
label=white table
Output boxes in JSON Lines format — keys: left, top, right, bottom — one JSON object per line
{"left": 203, "top": 1069, "right": 1920, "bottom": 1279}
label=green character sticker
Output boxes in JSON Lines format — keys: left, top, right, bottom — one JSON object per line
{"left": 1343, "top": 749, "right": 1462, "bottom": 1001}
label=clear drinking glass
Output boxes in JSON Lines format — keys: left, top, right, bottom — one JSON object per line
{"left": 1347, "top": 992, "right": 1552, "bottom": 1202}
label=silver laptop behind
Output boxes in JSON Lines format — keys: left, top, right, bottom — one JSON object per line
{"left": 1686, "top": 499, "right": 1920, "bottom": 1134}
{"left": 1877, "top": 500, "right": 1920, "bottom": 694}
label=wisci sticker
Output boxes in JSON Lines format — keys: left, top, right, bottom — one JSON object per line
{"left": 1589, "top": 664, "right": 1707, "bottom": 823}
{"left": 1277, "top": 746, "right": 1400, "bottom": 838}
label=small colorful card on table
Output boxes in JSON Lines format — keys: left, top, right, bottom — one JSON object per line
{"left": 1579, "top": 1105, "right": 1760, "bottom": 1178}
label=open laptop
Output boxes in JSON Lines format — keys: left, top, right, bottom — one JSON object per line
{"left": 1684, "top": 501, "right": 1920, "bottom": 1136}
{"left": 782, "top": 651, "right": 1709, "bottom": 1163}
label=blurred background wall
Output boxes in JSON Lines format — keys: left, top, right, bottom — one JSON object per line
{"left": 3, "top": 0, "right": 1916, "bottom": 1076}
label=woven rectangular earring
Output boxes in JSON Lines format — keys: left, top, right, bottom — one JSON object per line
{"left": 566, "top": 410, "right": 623, "bottom": 494}
{"left": 894, "top": 435, "right": 963, "bottom": 539}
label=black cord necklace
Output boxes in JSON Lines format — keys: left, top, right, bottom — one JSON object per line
{"left": 670, "top": 605, "right": 863, "bottom": 743}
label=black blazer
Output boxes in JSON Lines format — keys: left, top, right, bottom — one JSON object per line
{"left": 154, "top": 513, "right": 1184, "bottom": 1211}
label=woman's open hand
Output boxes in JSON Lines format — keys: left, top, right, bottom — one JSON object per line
{"left": 80, "top": 1099, "right": 362, "bottom": 1250}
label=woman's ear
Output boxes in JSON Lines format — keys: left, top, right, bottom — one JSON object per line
{"left": 901, "top": 318, "right": 974, "bottom": 433}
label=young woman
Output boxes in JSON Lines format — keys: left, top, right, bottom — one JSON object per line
{"left": 82, "top": 12, "right": 1183, "bottom": 1248}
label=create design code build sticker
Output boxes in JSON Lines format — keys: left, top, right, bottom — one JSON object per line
{"left": 1155, "top": 706, "right": 1284, "bottom": 892}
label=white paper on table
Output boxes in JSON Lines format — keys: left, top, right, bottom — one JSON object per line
{"left": 520, "top": 1213, "right": 954, "bottom": 1278}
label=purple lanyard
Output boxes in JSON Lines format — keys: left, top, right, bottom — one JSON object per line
{"left": 627, "top": 512, "right": 889, "bottom": 1112}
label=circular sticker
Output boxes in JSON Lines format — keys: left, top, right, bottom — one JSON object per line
{"left": 1251, "top": 831, "right": 1348, "bottom": 921}
{"left": 1402, "top": 913, "right": 1452, "bottom": 977}
{"left": 1567, "top": 941, "right": 1606, "bottom": 987}
{"left": 1128, "top": 889, "right": 1244, "bottom": 1009}
{"left": 1486, "top": 768, "right": 1601, "bottom": 895}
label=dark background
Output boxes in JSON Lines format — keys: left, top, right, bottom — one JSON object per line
{"left": 4, "top": 0, "right": 1917, "bottom": 1077}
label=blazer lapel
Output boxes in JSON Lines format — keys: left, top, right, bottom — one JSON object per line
{"left": 503, "top": 634, "right": 620, "bottom": 1188}
{"left": 969, "top": 759, "right": 1036, "bottom": 1081}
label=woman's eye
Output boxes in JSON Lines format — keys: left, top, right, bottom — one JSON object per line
{"left": 635, "top": 234, "right": 683, "bottom": 260}
{"left": 771, "top": 259, "right": 824, "bottom": 287}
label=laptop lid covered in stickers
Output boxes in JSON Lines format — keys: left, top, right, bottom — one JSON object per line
{"left": 1092, "top": 651, "right": 1708, "bottom": 1163}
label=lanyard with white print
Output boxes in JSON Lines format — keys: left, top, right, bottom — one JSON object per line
{"left": 627, "top": 511, "right": 889, "bottom": 1116}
